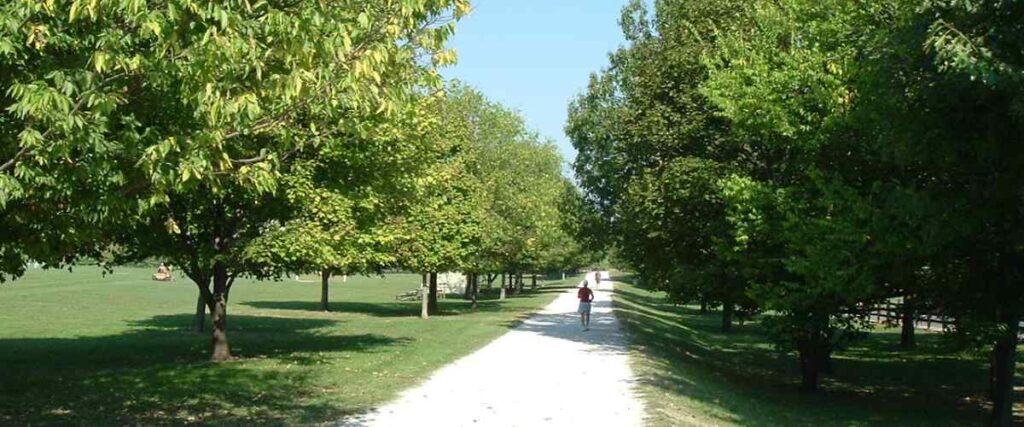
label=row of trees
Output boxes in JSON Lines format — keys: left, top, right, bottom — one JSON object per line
{"left": 0, "top": 1, "right": 592, "bottom": 362}
{"left": 568, "top": 0, "right": 1023, "bottom": 425}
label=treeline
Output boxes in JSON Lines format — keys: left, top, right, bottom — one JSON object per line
{"left": 568, "top": 0, "right": 1023, "bottom": 425}
{"left": 0, "top": 1, "right": 594, "bottom": 362}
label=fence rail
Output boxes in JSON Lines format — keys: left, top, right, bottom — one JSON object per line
{"left": 866, "top": 302, "right": 953, "bottom": 333}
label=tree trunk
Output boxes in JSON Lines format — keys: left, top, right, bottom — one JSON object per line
{"left": 210, "top": 262, "right": 232, "bottom": 362}
{"left": 420, "top": 273, "right": 429, "bottom": 319}
{"left": 990, "top": 315, "right": 1019, "bottom": 427}
{"left": 516, "top": 273, "right": 523, "bottom": 294}
{"left": 320, "top": 270, "right": 331, "bottom": 312}
{"left": 819, "top": 347, "right": 835, "bottom": 375}
{"left": 699, "top": 294, "right": 709, "bottom": 314}
{"left": 900, "top": 295, "right": 916, "bottom": 348}
{"left": 562, "top": 271, "right": 566, "bottom": 280}
{"left": 428, "top": 272, "right": 439, "bottom": 315}
{"left": 501, "top": 273, "right": 506, "bottom": 289}
{"left": 722, "top": 298, "right": 734, "bottom": 332}
{"left": 499, "top": 285, "right": 506, "bottom": 300}
{"left": 486, "top": 273, "right": 496, "bottom": 289}
{"left": 797, "top": 340, "right": 820, "bottom": 392}
{"left": 192, "top": 292, "right": 207, "bottom": 333}
{"left": 471, "top": 274, "right": 479, "bottom": 311}
{"left": 531, "top": 274, "right": 537, "bottom": 289}
{"left": 464, "top": 272, "right": 473, "bottom": 300}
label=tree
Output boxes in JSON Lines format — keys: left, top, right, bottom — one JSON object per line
{"left": 918, "top": 2, "right": 1024, "bottom": 424}
{"left": 567, "top": 0, "right": 753, "bottom": 330}
{"left": 243, "top": 99, "right": 435, "bottom": 312}
{"left": 702, "top": 0, "right": 900, "bottom": 389}
{"left": 393, "top": 87, "right": 482, "bottom": 316}
{"left": 1, "top": 0, "right": 468, "bottom": 360}
{"left": 427, "top": 83, "right": 578, "bottom": 305}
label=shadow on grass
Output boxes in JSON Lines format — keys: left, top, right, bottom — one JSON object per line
{"left": 611, "top": 282, "right": 1002, "bottom": 426}
{"left": 0, "top": 314, "right": 407, "bottom": 426}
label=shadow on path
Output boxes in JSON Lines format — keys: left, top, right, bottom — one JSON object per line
{"left": 506, "top": 298, "right": 631, "bottom": 355}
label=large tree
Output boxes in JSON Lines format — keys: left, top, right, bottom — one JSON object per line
{"left": 567, "top": 0, "right": 753, "bottom": 328}
{"left": 1, "top": 0, "right": 469, "bottom": 360}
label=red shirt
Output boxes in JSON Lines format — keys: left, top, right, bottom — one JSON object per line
{"left": 578, "top": 287, "right": 594, "bottom": 303}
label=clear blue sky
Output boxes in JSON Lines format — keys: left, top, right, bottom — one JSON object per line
{"left": 442, "top": 0, "right": 629, "bottom": 171}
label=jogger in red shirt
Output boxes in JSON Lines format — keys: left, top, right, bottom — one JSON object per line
{"left": 578, "top": 277, "right": 595, "bottom": 331}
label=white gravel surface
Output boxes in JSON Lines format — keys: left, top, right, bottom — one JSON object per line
{"left": 338, "top": 272, "right": 645, "bottom": 427}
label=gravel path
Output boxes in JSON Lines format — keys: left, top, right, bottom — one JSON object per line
{"left": 338, "top": 272, "right": 645, "bottom": 427}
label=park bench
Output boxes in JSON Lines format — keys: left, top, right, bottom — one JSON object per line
{"left": 395, "top": 288, "right": 422, "bottom": 301}
{"left": 394, "top": 283, "right": 456, "bottom": 301}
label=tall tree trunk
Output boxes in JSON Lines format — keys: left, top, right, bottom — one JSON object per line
{"left": 192, "top": 291, "right": 206, "bottom": 333}
{"left": 990, "top": 315, "right": 1019, "bottom": 427}
{"left": 699, "top": 299, "right": 708, "bottom": 314}
{"left": 819, "top": 347, "right": 835, "bottom": 375}
{"left": 562, "top": 271, "right": 566, "bottom": 280}
{"left": 471, "top": 274, "right": 479, "bottom": 311}
{"left": 499, "top": 285, "right": 506, "bottom": 300}
{"left": 900, "top": 295, "right": 916, "bottom": 348}
{"left": 428, "top": 272, "right": 439, "bottom": 315}
{"left": 420, "top": 273, "right": 429, "bottom": 319}
{"left": 515, "top": 273, "right": 523, "bottom": 294}
{"left": 722, "top": 298, "right": 734, "bottom": 332}
{"left": 464, "top": 272, "right": 473, "bottom": 300}
{"left": 501, "top": 273, "right": 506, "bottom": 289}
{"left": 210, "top": 261, "right": 232, "bottom": 362}
{"left": 486, "top": 273, "right": 496, "bottom": 290}
{"left": 320, "top": 270, "right": 331, "bottom": 312}
{"left": 797, "top": 340, "right": 821, "bottom": 392}
{"left": 531, "top": 274, "right": 537, "bottom": 289}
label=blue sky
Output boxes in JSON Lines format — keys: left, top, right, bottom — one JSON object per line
{"left": 441, "top": 0, "right": 629, "bottom": 171}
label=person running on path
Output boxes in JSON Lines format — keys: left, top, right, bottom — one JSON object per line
{"left": 578, "top": 278, "right": 595, "bottom": 330}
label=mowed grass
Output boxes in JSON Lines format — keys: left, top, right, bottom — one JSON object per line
{"left": 0, "top": 267, "right": 578, "bottom": 425}
{"left": 612, "top": 275, "right": 1016, "bottom": 426}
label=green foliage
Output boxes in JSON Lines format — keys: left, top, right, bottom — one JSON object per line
{"left": 397, "top": 82, "right": 588, "bottom": 276}
{"left": 0, "top": 0, "right": 468, "bottom": 360}
{"left": 571, "top": 0, "right": 1024, "bottom": 411}
{"left": 567, "top": 0, "right": 753, "bottom": 319}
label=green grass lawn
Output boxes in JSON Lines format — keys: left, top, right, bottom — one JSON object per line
{"left": 612, "top": 274, "right": 1012, "bottom": 426}
{"left": 0, "top": 267, "right": 578, "bottom": 425}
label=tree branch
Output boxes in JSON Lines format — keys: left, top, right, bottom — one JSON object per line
{"left": 0, "top": 72, "right": 129, "bottom": 173}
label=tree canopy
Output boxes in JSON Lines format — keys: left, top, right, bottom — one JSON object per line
{"left": 568, "top": 0, "right": 1024, "bottom": 424}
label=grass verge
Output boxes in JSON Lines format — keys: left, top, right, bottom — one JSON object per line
{"left": 612, "top": 275, "right": 1013, "bottom": 426}
{"left": 0, "top": 267, "right": 577, "bottom": 425}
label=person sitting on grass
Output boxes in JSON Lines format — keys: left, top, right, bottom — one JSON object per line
{"left": 152, "top": 262, "right": 172, "bottom": 281}
{"left": 578, "top": 279, "right": 595, "bottom": 331}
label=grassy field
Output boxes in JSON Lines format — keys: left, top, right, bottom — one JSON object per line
{"left": 0, "top": 267, "right": 577, "bottom": 425}
{"left": 611, "top": 274, "right": 1013, "bottom": 426}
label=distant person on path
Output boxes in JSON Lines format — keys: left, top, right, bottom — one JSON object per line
{"left": 578, "top": 278, "right": 595, "bottom": 331}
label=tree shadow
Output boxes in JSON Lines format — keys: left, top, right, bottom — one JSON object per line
{"left": 502, "top": 298, "right": 634, "bottom": 355}
{"left": 612, "top": 283, "right": 1002, "bottom": 426}
{"left": 242, "top": 300, "right": 421, "bottom": 317}
{"left": 0, "top": 314, "right": 407, "bottom": 425}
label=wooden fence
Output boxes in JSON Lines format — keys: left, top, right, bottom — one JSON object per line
{"left": 866, "top": 302, "right": 954, "bottom": 333}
